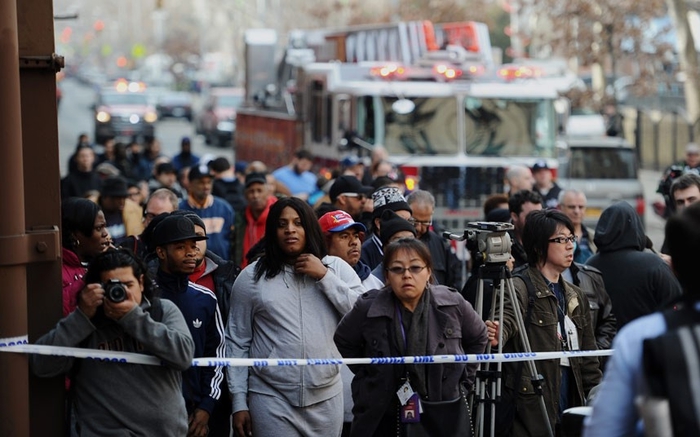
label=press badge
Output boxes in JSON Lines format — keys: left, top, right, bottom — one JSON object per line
{"left": 397, "top": 380, "right": 414, "bottom": 405}
{"left": 401, "top": 393, "right": 421, "bottom": 423}
{"left": 564, "top": 315, "right": 580, "bottom": 350}
{"left": 560, "top": 315, "right": 579, "bottom": 367}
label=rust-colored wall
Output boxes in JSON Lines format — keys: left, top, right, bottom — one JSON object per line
{"left": 236, "top": 110, "right": 301, "bottom": 169}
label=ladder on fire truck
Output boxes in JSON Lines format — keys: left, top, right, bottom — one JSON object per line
{"left": 306, "top": 20, "right": 494, "bottom": 70}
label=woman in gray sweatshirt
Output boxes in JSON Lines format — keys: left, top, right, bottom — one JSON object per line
{"left": 227, "top": 197, "right": 364, "bottom": 437}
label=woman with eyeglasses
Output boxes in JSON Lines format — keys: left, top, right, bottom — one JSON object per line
{"left": 334, "top": 238, "right": 488, "bottom": 436}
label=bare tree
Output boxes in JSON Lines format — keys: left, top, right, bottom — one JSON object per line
{"left": 527, "top": 0, "right": 669, "bottom": 106}
{"left": 667, "top": 0, "right": 700, "bottom": 123}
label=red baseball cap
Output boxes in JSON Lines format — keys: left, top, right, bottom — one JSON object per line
{"left": 318, "top": 210, "right": 367, "bottom": 233}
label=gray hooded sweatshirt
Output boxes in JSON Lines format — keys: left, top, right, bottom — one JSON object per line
{"left": 226, "top": 255, "right": 364, "bottom": 413}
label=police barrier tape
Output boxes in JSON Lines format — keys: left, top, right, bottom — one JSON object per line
{"left": 1, "top": 335, "right": 613, "bottom": 367}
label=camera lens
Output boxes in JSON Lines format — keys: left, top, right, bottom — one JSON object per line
{"left": 104, "top": 279, "right": 127, "bottom": 303}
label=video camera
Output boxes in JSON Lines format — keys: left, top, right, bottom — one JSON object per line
{"left": 444, "top": 221, "right": 513, "bottom": 264}
{"left": 103, "top": 279, "right": 127, "bottom": 303}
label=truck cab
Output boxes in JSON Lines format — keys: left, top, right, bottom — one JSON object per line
{"left": 94, "top": 79, "right": 157, "bottom": 145}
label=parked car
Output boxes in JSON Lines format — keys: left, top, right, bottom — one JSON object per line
{"left": 156, "top": 91, "right": 194, "bottom": 121}
{"left": 557, "top": 136, "right": 645, "bottom": 228}
{"left": 195, "top": 87, "right": 244, "bottom": 147}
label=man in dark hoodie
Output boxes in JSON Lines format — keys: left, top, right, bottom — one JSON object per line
{"left": 586, "top": 202, "right": 682, "bottom": 328}
{"left": 152, "top": 214, "right": 226, "bottom": 437}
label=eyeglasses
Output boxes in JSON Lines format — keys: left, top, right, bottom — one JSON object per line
{"left": 386, "top": 265, "right": 427, "bottom": 276}
{"left": 339, "top": 192, "right": 365, "bottom": 200}
{"left": 548, "top": 235, "right": 576, "bottom": 245}
{"left": 563, "top": 205, "right": 585, "bottom": 210}
{"left": 408, "top": 218, "right": 432, "bottom": 227}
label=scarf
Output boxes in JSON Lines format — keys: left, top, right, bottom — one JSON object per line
{"left": 242, "top": 196, "right": 275, "bottom": 267}
{"left": 393, "top": 286, "right": 431, "bottom": 397}
{"left": 353, "top": 260, "right": 372, "bottom": 281}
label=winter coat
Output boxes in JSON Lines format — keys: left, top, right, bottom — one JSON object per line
{"left": 62, "top": 247, "right": 86, "bottom": 316}
{"left": 334, "top": 285, "right": 488, "bottom": 437}
{"left": 360, "top": 234, "right": 384, "bottom": 271}
{"left": 570, "top": 263, "right": 617, "bottom": 350}
{"left": 496, "top": 266, "right": 602, "bottom": 436}
{"left": 586, "top": 202, "right": 682, "bottom": 328}
{"left": 193, "top": 250, "right": 240, "bottom": 321}
{"left": 418, "top": 230, "right": 463, "bottom": 290}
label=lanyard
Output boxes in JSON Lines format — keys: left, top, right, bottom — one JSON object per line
{"left": 395, "top": 303, "right": 407, "bottom": 351}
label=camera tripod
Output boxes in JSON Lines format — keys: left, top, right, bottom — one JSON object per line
{"left": 471, "top": 262, "right": 553, "bottom": 437}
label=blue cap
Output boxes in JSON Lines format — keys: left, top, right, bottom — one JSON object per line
{"left": 235, "top": 161, "right": 248, "bottom": 174}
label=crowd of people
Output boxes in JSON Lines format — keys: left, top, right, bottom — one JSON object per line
{"left": 36, "top": 134, "right": 700, "bottom": 436}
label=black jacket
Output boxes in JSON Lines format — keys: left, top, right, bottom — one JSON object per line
{"left": 213, "top": 179, "right": 246, "bottom": 213}
{"left": 419, "top": 230, "right": 463, "bottom": 290}
{"left": 360, "top": 234, "right": 384, "bottom": 271}
{"left": 570, "top": 263, "right": 616, "bottom": 350}
{"left": 60, "top": 170, "right": 101, "bottom": 199}
{"left": 203, "top": 249, "right": 240, "bottom": 321}
{"left": 586, "top": 202, "right": 682, "bottom": 328}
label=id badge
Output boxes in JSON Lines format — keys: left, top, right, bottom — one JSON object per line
{"left": 564, "top": 315, "right": 580, "bottom": 350}
{"left": 558, "top": 322, "right": 570, "bottom": 367}
{"left": 401, "top": 393, "right": 421, "bottom": 423}
{"left": 397, "top": 380, "right": 414, "bottom": 406}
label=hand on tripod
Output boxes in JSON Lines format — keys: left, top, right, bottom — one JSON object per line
{"left": 485, "top": 320, "right": 499, "bottom": 347}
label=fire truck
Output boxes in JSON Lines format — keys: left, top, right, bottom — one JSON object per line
{"left": 236, "top": 21, "right": 560, "bottom": 230}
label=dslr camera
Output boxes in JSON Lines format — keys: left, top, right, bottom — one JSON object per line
{"left": 103, "top": 279, "right": 127, "bottom": 303}
{"left": 444, "top": 221, "right": 514, "bottom": 264}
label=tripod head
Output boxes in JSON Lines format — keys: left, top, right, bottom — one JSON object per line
{"left": 444, "top": 221, "right": 513, "bottom": 264}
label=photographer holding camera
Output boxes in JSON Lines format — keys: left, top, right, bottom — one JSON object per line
{"left": 31, "top": 249, "right": 195, "bottom": 436}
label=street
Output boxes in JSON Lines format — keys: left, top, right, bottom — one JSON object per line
{"left": 639, "top": 168, "right": 666, "bottom": 251}
{"left": 57, "top": 77, "right": 232, "bottom": 176}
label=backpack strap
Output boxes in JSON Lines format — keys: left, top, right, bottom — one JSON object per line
{"left": 662, "top": 300, "right": 700, "bottom": 330}
{"left": 643, "top": 307, "right": 700, "bottom": 435}
{"left": 147, "top": 296, "right": 164, "bottom": 323}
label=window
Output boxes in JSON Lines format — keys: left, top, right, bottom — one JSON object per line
{"left": 568, "top": 147, "right": 636, "bottom": 179}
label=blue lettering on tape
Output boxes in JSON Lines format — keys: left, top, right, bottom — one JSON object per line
{"left": 454, "top": 355, "right": 470, "bottom": 362}
{"left": 253, "top": 360, "right": 268, "bottom": 367}
{"left": 413, "top": 356, "right": 434, "bottom": 363}
{"left": 277, "top": 360, "right": 298, "bottom": 366}
{"left": 308, "top": 359, "right": 342, "bottom": 365}
{"left": 370, "top": 357, "right": 405, "bottom": 364}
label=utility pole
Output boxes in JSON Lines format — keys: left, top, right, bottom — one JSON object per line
{"left": 1, "top": 0, "right": 63, "bottom": 435}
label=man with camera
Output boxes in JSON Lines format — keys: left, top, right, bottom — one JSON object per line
{"left": 153, "top": 214, "right": 226, "bottom": 437}
{"left": 31, "top": 249, "right": 195, "bottom": 436}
